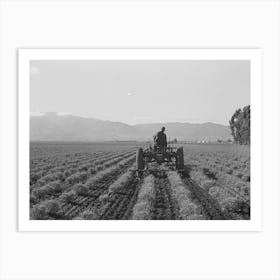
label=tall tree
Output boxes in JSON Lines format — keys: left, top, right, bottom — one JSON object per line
{"left": 229, "top": 105, "right": 250, "bottom": 144}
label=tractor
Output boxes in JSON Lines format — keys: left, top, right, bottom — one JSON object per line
{"left": 136, "top": 140, "right": 184, "bottom": 177}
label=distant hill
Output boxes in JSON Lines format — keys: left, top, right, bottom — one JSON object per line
{"left": 30, "top": 113, "right": 232, "bottom": 142}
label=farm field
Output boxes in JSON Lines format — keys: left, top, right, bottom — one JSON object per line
{"left": 30, "top": 142, "right": 250, "bottom": 220}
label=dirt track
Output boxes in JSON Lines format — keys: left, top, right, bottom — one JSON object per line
{"left": 61, "top": 165, "right": 229, "bottom": 220}
{"left": 152, "top": 173, "right": 177, "bottom": 220}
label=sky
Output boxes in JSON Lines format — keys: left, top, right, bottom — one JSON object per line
{"left": 30, "top": 60, "right": 250, "bottom": 125}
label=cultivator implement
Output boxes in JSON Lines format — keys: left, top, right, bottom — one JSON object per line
{"left": 135, "top": 144, "right": 184, "bottom": 177}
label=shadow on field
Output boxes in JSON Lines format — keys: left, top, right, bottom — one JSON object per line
{"left": 180, "top": 164, "right": 230, "bottom": 220}
{"left": 181, "top": 164, "right": 195, "bottom": 179}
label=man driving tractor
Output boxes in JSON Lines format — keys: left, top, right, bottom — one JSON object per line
{"left": 154, "top": 127, "right": 167, "bottom": 153}
{"left": 136, "top": 126, "right": 184, "bottom": 176}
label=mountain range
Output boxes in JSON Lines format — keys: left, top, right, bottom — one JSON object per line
{"left": 30, "top": 112, "right": 232, "bottom": 142}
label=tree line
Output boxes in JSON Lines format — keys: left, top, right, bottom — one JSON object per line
{"left": 229, "top": 105, "right": 250, "bottom": 145}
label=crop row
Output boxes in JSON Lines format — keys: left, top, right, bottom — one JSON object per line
{"left": 167, "top": 171, "right": 205, "bottom": 220}
{"left": 30, "top": 151, "right": 108, "bottom": 172}
{"left": 95, "top": 164, "right": 138, "bottom": 220}
{"left": 30, "top": 146, "right": 135, "bottom": 175}
{"left": 30, "top": 150, "right": 134, "bottom": 187}
{"left": 31, "top": 150, "right": 120, "bottom": 175}
{"left": 66, "top": 155, "right": 135, "bottom": 218}
{"left": 30, "top": 151, "right": 109, "bottom": 180}
{"left": 30, "top": 154, "right": 136, "bottom": 219}
{"left": 30, "top": 152, "right": 135, "bottom": 205}
{"left": 131, "top": 175, "right": 155, "bottom": 219}
{"left": 187, "top": 165, "right": 249, "bottom": 219}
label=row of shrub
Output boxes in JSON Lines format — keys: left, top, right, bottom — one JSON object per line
{"left": 30, "top": 153, "right": 136, "bottom": 219}
{"left": 56, "top": 155, "right": 136, "bottom": 206}
{"left": 30, "top": 200, "right": 63, "bottom": 220}
{"left": 167, "top": 171, "right": 205, "bottom": 220}
{"left": 31, "top": 153, "right": 136, "bottom": 202}
{"left": 30, "top": 150, "right": 120, "bottom": 184}
{"left": 132, "top": 175, "right": 155, "bottom": 220}
{"left": 31, "top": 151, "right": 134, "bottom": 187}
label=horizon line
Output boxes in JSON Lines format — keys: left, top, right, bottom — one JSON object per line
{"left": 30, "top": 111, "right": 230, "bottom": 126}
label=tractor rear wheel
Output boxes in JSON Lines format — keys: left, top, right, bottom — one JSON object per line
{"left": 176, "top": 147, "right": 184, "bottom": 171}
{"left": 136, "top": 148, "right": 145, "bottom": 174}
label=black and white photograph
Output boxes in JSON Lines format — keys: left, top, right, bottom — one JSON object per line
{"left": 2, "top": 1, "right": 280, "bottom": 280}
{"left": 27, "top": 52, "right": 253, "bottom": 222}
{"left": 18, "top": 48, "right": 261, "bottom": 231}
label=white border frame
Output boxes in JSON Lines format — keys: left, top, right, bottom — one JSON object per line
{"left": 18, "top": 48, "right": 262, "bottom": 231}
